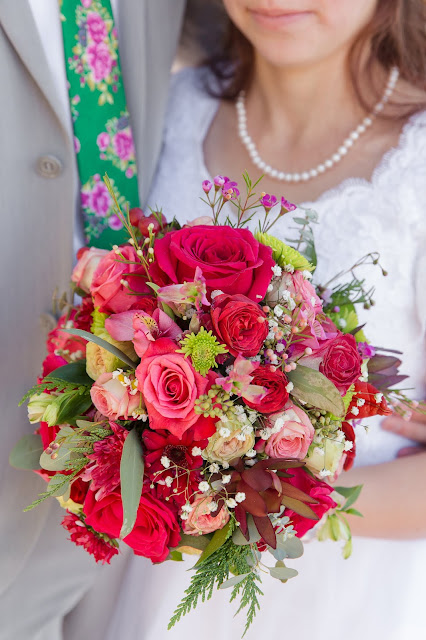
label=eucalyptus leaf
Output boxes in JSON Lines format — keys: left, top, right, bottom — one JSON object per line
{"left": 47, "top": 474, "right": 71, "bottom": 497}
{"left": 119, "top": 428, "right": 144, "bottom": 539}
{"left": 9, "top": 434, "right": 43, "bottom": 470}
{"left": 276, "top": 535, "right": 304, "bottom": 559}
{"left": 44, "top": 361, "right": 92, "bottom": 386}
{"left": 269, "top": 565, "right": 298, "bottom": 581}
{"left": 195, "top": 521, "right": 232, "bottom": 566}
{"left": 169, "top": 550, "right": 183, "bottom": 562}
{"left": 232, "top": 515, "right": 261, "bottom": 546}
{"left": 335, "top": 484, "right": 363, "bottom": 511}
{"left": 219, "top": 573, "right": 250, "bottom": 590}
{"left": 61, "top": 328, "right": 137, "bottom": 368}
{"left": 287, "top": 365, "right": 345, "bottom": 417}
{"left": 40, "top": 445, "right": 71, "bottom": 471}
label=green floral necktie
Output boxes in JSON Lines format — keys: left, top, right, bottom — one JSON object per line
{"left": 60, "top": 0, "right": 139, "bottom": 249}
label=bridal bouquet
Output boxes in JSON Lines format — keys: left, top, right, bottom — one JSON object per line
{"left": 11, "top": 174, "right": 417, "bottom": 634}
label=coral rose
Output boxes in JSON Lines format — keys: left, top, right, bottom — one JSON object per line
{"left": 244, "top": 365, "right": 289, "bottom": 414}
{"left": 259, "top": 404, "right": 314, "bottom": 459}
{"left": 151, "top": 225, "right": 274, "bottom": 302}
{"left": 90, "top": 245, "right": 151, "bottom": 314}
{"left": 84, "top": 490, "right": 181, "bottom": 563}
{"left": 183, "top": 495, "right": 229, "bottom": 536}
{"left": 136, "top": 338, "right": 211, "bottom": 438}
{"left": 71, "top": 247, "right": 108, "bottom": 293}
{"left": 211, "top": 293, "right": 268, "bottom": 357}
{"left": 90, "top": 372, "right": 143, "bottom": 420}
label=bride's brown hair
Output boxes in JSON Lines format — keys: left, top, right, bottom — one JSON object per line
{"left": 192, "top": 0, "right": 426, "bottom": 116}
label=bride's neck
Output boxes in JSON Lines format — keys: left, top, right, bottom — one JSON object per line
{"left": 248, "top": 53, "right": 372, "bottom": 145}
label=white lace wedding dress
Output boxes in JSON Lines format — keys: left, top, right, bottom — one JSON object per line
{"left": 106, "top": 68, "right": 426, "bottom": 640}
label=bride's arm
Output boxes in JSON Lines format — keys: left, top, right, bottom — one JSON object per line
{"left": 336, "top": 416, "right": 426, "bottom": 539}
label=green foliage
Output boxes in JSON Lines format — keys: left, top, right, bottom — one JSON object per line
{"left": 287, "top": 365, "right": 345, "bottom": 417}
{"left": 169, "top": 539, "right": 263, "bottom": 637}
{"left": 285, "top": 208, "right": 318, "bottom": 268}
{"left": 62, "top": 328, "right": 137, "bottom": 368}
{"left": 120, "top": 427, "right": 145, "bottom": 539}
{"left": 334, "top": 484, "right": 363, "bottom": 512}
{"left": 195, "top": 520, "right": 234, "bottom": 567}
{"left": 9, "top": 433, "right": 44, "bottom": 470}
{"left": 254, "top": 232, "right": 314, "bottom": 272}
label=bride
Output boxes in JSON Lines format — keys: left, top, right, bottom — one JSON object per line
{"left": 106, "top": 1, "right": 426, "bottom": 638}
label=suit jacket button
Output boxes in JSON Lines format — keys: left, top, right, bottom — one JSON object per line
{"left": 36, "top": 155, "right": 63, "bottom": 179}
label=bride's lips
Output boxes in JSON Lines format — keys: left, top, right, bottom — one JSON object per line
{"left": 249, "top": 8, "right": 313, "bottom": 29}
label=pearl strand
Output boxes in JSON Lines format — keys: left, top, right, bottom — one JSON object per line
{"left": 236, "top": 67, "right": 399, "bottom": 183}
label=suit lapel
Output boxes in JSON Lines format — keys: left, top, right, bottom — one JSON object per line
{"left": 0, "top": 0, "right": 71, "bottom": 139}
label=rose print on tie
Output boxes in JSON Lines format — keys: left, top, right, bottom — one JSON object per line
{"left": 61, "top": 0, "right": 140, "bottom": 248}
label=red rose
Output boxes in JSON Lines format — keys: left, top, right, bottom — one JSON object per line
{"left": 244, "top": 365, "right": 289, "bottom": 414}
{"left": 151, "top": 226, "right": 274, "bottom": 302}
{"left": 346, "top": 381, "right": 392, "bottom": 419}
{"left": 319, "top": 333, "right": 362, "bottom": 393}
{"left": 91, "top": 245, "right": 151, "bottom": 314}
{"left": 84, "top": 490, "right": 181, "bottom": 563}
{"left": 211, "top": 293, "right": 268, "bottom": 357}
{"left": 283, "top": 468, "right": 337, "bottom": 537}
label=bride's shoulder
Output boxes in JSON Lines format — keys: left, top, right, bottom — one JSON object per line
{"left": 164, "top": 66, "right": 217, "bottom": 126}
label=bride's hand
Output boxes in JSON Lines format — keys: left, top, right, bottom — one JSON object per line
{"left": 381, "top": 409, "right": 426, "bottom": 457}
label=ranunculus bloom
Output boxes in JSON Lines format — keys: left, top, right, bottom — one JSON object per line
{"left": 244, "top": 365, "right": 289, "bottom": 414}
{"left": 211, "top": 293, "right": 268, "bottom": 357}
{"left": 62, "top": 511, "right": 118, "bottom": 564}
{"left": 136, "top": 338, "right": 211, "bottom": 438}
{"left": 90, "top": 372, "right": 143, "bottom": 420}
{"left": 183, "top": 494, "right": 229, "bottom": 536}
{"left": 91, "top": 245, "right": 151, "bottom": 314}
{"left": 84, "top": 490, "right": 181, "bottom": 562}
{"left": 150, "top": 225, "right": 274, "bottom": 302}
{"left": 283, "top": 468, "right": 337, "bottom": 537}
{"left": 204, "top": 424, "right": 255, "bottom": 464}
{"left": 259, "top": 404, "right": 314, "bottom": 459}
{"left": 71, "top": 247, "right": 109, "bottom": 293}
{"left": 319, "top": 333, "right": 362, "bottom": 393}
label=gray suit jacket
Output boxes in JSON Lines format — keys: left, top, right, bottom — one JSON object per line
{"left": 0, "top": 1, "right": 185, "bottom": 638}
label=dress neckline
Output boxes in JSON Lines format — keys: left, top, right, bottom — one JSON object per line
{"left": 195, "top": 85, "right": 426, "bottom": 210}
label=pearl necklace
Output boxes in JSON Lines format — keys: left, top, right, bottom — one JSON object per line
{"left": 236, "top": 67, "right": 399, "bottom": 183}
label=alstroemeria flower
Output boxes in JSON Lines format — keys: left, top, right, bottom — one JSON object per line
{"left": 157, "top": 267, "right": 209, "bottom": 314}
{"left": 105, "top": 308, "right": 182, "bottom": 358}
{"left": 215, "top": 355, "right": 266, "bottom": 402}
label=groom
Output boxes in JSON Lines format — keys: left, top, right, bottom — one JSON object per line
{"left": 0, "top": 1, "right": 185, "bottom": 638}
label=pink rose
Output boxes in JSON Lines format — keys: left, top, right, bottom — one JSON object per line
{"left": 88, "top": 182, "right": 111, "bottom": 217}
{"left": 258, "top": 403, "right": 314, "bottom": 459}
{"left": 86, "top": 43, "right": 113, "bottom": 82}
{"left": 90, "top": 372, "right": 143, "bottom": 420}
{"left": 150, "top": 226, "right": 274, "bottom": 302}
{"left": 91, "top": 245, "right": 151, "bottom": 314}
{"left": 136, "top": 338, "right": 211, "bottom": 438}
{"left": 113, "top": 130, "right": 135, "bottom": 161}
{"left": 97, "top": 132, "right": 110, "bottom": 152}
{"left": 183, "top": 495, "right": 229, "bottom": 536}
{"left": 87, "top": 12, "right": 108, "bottom": 43}
{"left": 71, "top": 247, "right": 108, "bottom": 293}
